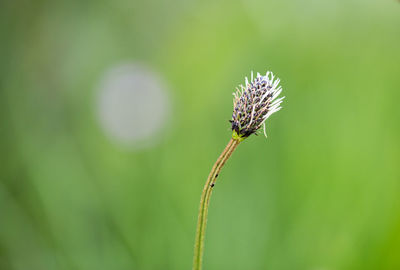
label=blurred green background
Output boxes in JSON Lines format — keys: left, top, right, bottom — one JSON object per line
{"left": 1, "top": 0, "right": 400, "bottom": 269}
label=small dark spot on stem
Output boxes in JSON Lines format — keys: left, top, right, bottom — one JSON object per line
{"left": 215, "top": 174, "right": 218, "bottom": 178}
{"left": 210, "top": 183, "right": 215, "bottom": 187}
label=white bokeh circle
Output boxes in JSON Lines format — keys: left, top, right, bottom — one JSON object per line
{"left": 96, "top": 63, "right": 170, "bottom": 148}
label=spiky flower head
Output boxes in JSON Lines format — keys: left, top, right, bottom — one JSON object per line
{"left": 231, "top": 71, "right": 284, "bottom": 140}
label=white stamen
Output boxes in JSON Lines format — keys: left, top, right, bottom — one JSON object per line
{"left": 273, "top": 79, "right": 280, "bottom": 88}
{"left": 272, "top": 89, "right": 282, "bottom": 100}
{"left": 270, "top": 96, "right": 285, "bottom": 107}
{"left": 263, "top": 122, "right": 268, "bottom": 138}
{"left": 248, "top": 104, "right": 256, "bottom": 127}
{"left": 269, "top": 72, "right": 275, "bottom": 82}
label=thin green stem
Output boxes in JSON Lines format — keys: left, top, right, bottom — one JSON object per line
{"left": 193, "top": 138, "right": 241, "bottom": 270}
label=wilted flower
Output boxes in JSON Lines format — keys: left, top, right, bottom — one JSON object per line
{"left": 231, "top": 71, "right": 284, "bottom": 139}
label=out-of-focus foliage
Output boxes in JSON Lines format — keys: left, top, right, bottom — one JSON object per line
{"left": 1, "top": 0, "right": 399, "bottom": 269}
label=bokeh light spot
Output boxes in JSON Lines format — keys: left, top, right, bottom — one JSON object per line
{"left": 96, "top": 63, "right": 171, "bottom": 149}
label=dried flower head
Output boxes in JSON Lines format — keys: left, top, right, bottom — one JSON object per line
{"left": 231, "top": 71, "right": 284, "bottom": 139}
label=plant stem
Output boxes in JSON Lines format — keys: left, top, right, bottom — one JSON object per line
{"left": 193, "top": 137, "right": 241, "bottom": 270}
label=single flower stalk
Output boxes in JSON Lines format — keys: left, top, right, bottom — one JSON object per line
{"left": 193, "top": 71, "right": 285, "bottom": 270}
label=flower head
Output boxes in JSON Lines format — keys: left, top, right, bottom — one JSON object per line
{"left": 231, "top": 71, "right": 284, "bottom": 139}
